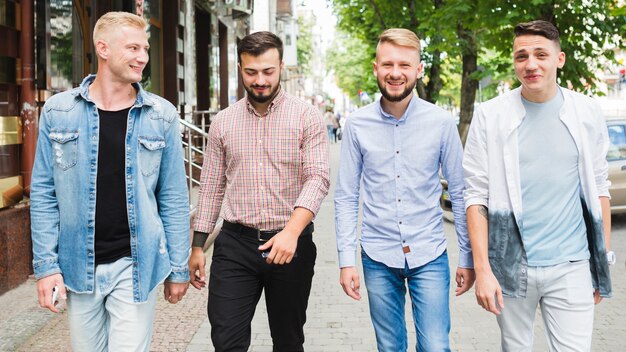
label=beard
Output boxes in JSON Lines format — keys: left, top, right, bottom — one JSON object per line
{"left": 377, "top": 78, "right": 417, "bottom": 102}
{"left": 244, "top": 82, "right": 281, "bottom": 104}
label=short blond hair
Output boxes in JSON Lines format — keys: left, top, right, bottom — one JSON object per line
{"left": 377, "top": 28, "right": 421, "bottom": 56}
{"left": 93, "top": 11, "right": 147, "bottom": 44}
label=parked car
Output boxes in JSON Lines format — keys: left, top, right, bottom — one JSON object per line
{"left": 606, "top": 118, "right": 626, "bottom": 213}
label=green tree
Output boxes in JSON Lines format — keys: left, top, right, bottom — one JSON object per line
{"left": 329, "top": 0, "right": 626, "bottom": 142}
{"left": 326, "top": 31, "right": 378, "bottom": 104}
{"left": 297, "top": 15, "right": 315, "bottom": 75}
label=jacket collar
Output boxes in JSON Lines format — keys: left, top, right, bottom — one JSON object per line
{"left": 72, "top": 74, "right": 156, "bottom": 107}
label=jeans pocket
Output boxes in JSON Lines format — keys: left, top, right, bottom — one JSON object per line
{"left": 138, "top": 136, "right": 165, "bottom": 176}
{"left": 49, "top": 130, "right": 79, "bottom": 170}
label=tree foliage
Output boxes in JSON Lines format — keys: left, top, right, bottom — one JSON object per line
{"left": 297, "top": 15, "right": 315, "bottom": 75}
{"left": 328, "top": 0, "right": 626, "bottom": 141}
{"left": 326, "top": 32, "right": 378, "bottom": 103}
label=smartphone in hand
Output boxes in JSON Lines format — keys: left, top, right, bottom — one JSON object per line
{"left": 51, "top": 286, "right": 59, "bottom": 306}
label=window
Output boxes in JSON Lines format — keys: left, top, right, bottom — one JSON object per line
{"left": 607, "top": 124, "right": 626, "bottom": 161}
{"left": 140, "top": 0, "right": 162, "bottom": 95}
{"left": 37, "top": 0, "right": 85, "bottom": 92}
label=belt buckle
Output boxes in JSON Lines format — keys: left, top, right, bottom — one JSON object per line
{"left": 257, "top": 229, "right": 269, "bottom": 242}
{"left": 257, "top": 229, "right": 278, "bottom": 242}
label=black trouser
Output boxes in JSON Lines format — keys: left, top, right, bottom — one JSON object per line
{"left": 208, "top": 226, "right": 316, "bottom": 352}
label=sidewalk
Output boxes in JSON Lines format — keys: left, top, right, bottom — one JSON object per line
{"left": 2, "top": 142, "right": 626, "bottom": 351}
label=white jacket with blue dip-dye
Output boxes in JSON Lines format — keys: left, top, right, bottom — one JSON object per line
{"left": 463, "top": 86, "right": 612, "bottom": 298}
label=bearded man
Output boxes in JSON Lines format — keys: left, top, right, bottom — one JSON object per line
{"left": 334, "top": 28, "right": 475, "bottom": 352}
{"left": 189, "top": 31, "right": 330, "bottom": 352}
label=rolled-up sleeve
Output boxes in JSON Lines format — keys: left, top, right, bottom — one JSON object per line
{"left": 592, "top": 103, "right": 611, "bottom": 198}
{"left": 463, "top": 106, "right": 490, "bottom": 209}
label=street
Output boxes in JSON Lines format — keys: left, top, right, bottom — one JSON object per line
{"left": 2, "top": 141, "right": 626, "bottom": 351}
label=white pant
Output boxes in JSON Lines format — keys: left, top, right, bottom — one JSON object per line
{"left": 497, "top": 260, "right": 595, "bottom": 352}
{"left": 66, "top": 257, "right": 158, "bottom": 352}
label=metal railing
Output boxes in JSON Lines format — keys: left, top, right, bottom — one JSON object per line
{"left": 178, "top": 109, "right": 218, "bottom": 213}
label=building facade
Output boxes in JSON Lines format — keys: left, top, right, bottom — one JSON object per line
{"left": 0, "top": 0, "right": 261, "bottom": 294}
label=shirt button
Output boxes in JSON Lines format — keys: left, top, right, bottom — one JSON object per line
{"left": 398, "top": 199, "right": 401, "bottom": 202}
{"left": 399, "top": 221, "right": 402, "bottom": 225}
{"left": 259, "top": 163, "right": 263, "bottom": 166}
{"left": 397, "top": 175, "right": 400, "bottom": 178}
{"left": 396, "top": 151, "right": 399, "bottom": 154}
{"left": 521, "top": 269, "right": 526, "bottom": 274}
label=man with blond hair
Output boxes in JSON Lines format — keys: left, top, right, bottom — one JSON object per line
{"left": 334, "top": 28, "right": 474, "bottom": 351}
{"left": 31, "top": 11, "right": 190, "bottom": 351}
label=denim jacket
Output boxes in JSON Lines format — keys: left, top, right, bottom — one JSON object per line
{"left": 464, "top": 87, "right": 612, "bottom": 298}
{"left": 31, "top": 75, "right": 190, "bottom": 303}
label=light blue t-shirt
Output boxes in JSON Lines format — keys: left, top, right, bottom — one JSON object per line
{"left": 518, "top": 91, "right": 590, "bottom": 266}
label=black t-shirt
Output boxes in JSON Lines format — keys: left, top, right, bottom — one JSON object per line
{"left": 95, "top": 107, "right": 132, "bottom": 265}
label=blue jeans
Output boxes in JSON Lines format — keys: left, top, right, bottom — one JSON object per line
{"left": 66, "top": 257, "right": 158, "bottom": 352}
{"left": 362, "top": 250, "right": 451, "bottom": 352}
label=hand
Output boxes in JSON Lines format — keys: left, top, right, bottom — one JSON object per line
{"left": 258, "top": 229, "right": 299, "bottom": 265}
{"left": 164, "top": 281, "right": 189, "bottom": 304}
{"left": 37, "top": 273, "right": 66, "bottom": 313}
{"left": 339, "top": 267, "right": 361, "bottom": 300}
{"left": 189, "top": 247, "right": 207, "bottom": 290}
{"left": 474, "top": 270, "right": 504, "bottom": 315}
{"left": 594, "top": 289, "right": 603, "bottom": 305}
{"left": 455, "top": 267, "right": 476, "bottom": 296}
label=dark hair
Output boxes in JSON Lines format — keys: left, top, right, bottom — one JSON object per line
{"left": 514, "top": 20, "right": 560, "bottom": 48}
{"left": 237, "top": 31, "right": 283, "bottom": 62}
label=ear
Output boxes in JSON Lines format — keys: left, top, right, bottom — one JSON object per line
{"left": 95, "top": 39, "right": 109, "bottom": 60}
{"left": 416, "top": 61, "right": 424, "bottom": 79}
{"left": 557, "top": 51, "right": 566, "bottom": 69}
{"left": 280, "top": 61, "right": 284, "bottom": 71}
{"left": 373, "top": 60, "right": 378, "bottom": 78}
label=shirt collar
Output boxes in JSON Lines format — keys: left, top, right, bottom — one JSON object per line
{"left": 75, "top": 74, "right": 155, "bottom": 107}
{"left": 246, "top": 86, "right": 286, "bottom": 116}
{"left": 376, "top": 93, "right": 418, "bottom": 124}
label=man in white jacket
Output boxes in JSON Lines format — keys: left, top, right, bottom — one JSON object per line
{"left": 464, "top": 20, "right": 613, "bottom": 351}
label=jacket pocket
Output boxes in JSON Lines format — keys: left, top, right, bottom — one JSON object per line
{"left": 49, "top": 130, "right": 79, "bottom": 170}
{"left": 138, "top": 136, "right": 165, "bottom": 176}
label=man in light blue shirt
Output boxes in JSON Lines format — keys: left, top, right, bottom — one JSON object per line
{"left": 334, "top": 28, "right": 474, "bottom": 352}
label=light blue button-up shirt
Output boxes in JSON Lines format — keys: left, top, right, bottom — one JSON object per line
{"left": 335, "top": 94, "right": 472, "bottom": 269}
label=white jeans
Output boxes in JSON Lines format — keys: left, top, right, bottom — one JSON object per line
{"left": 66, "top": 257, "right": 158, "bottom": 352}
{"left": 497, "top": 260, "right": 595, "bottom": 352}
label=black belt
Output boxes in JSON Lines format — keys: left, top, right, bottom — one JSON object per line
{"left": 222, "top": 220, "right": 314, "bottom": 242}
